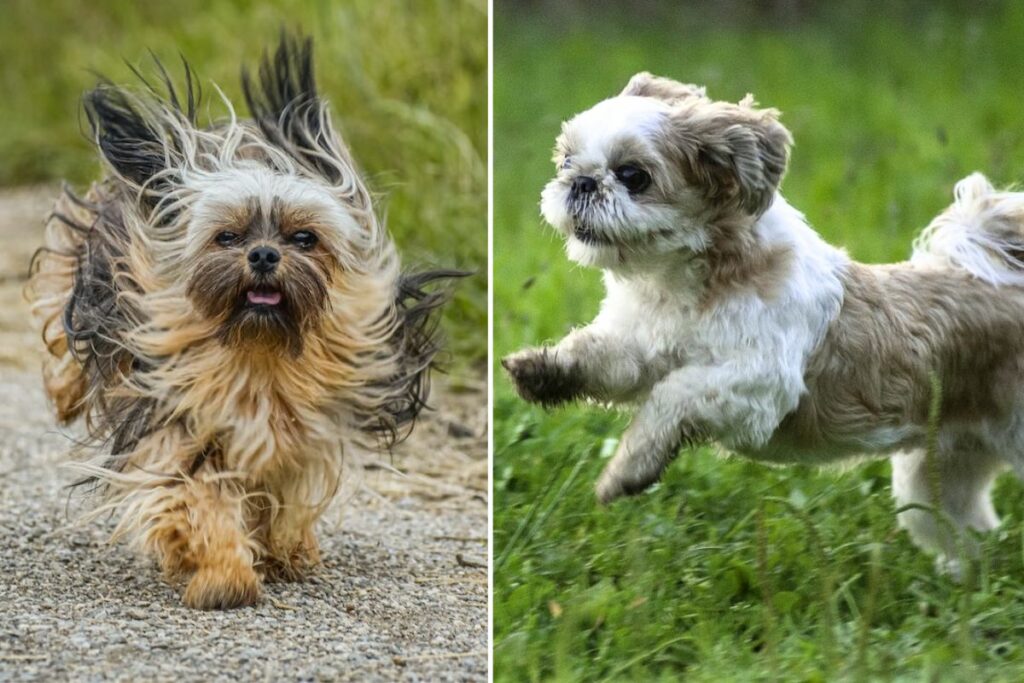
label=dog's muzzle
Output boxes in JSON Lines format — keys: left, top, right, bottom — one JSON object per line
{"left": 569, "top": 175, "right": 598, "bottom": 201}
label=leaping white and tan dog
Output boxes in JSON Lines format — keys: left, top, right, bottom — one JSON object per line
{"left": 503, "top": 72, "right": 1024, "bottom": 573}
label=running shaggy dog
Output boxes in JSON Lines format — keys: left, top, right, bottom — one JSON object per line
{"left": 28, "top": 34, "right": 463, "bottom": 608}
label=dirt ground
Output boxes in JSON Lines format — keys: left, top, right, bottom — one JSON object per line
{"left": 0, "top": 187, "right": 489, "bottom": 682}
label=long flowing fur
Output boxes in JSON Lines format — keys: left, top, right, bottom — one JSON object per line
{"left": 27, "top": 34, "right": 461, "bottom": 608}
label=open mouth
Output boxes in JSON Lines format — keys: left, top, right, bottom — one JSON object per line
{"left": 246, "top": 287, "right": 282, "bottom": 307}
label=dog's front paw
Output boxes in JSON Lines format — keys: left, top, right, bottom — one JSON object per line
{"left": 501, "top": 348, "right": 581, "bottom": 407}
{"left": 183, "top": 564, "right": 262, "bottom": 610}
{"left": 595, "top": 441, "right": 671, "bottom": 505}
{"left": 595, "top": 466, "right": 661, "bottom": 505}
{"left": 934, "top": 555, "right": 968, "bottom": 583}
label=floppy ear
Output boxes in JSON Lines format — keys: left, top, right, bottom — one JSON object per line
{"left": 668, "top": 98, "right": 792, "bottom": 216}
{"left": 621, "top": 72, "right": 707, "bottom": 104}
{"left": 242, "top": 32, "right": 348, "bottom": 184}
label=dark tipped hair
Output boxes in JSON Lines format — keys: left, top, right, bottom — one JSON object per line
{"left": 242, "top": 32, "right": 344, "bottom": 183}
{"left": 83, "top": 56, "right": 201, "bottom": 203}
{"left": 50, "top": 32, "right": 469, "bottom": 482}
{"left": 364, "top": 270, "right": 471, "bottom": 448}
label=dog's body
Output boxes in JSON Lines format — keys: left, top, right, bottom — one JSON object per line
{"left": 28, "top": 36, "right": 458, "bottom": 608}
{"left": 504, "top": 72, "right": 1024, "bottom": 571}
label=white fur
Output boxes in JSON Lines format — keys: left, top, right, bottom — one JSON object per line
{"left": 540, "top": 96, "right": 711, "bottom": 269}
{"left": 913, "top": 172, "right": 1024, "bottom": 286}
{"left": 185, "top": 168, "right": 369, "bottom": 267}
{"left": 574, "top": 196, "right": 847, "bottom": 454}
{"left": 508, "top": 81, "right": 1024, "bottom": 574}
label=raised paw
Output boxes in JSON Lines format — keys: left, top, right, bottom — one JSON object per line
{"left": 501, "top": 348, "right": 581, "bottom": 407}
{"left": 595, "top": 464, "right": 662, "bottom": 505}
{"left": 934, "top": 555, "right": 969, "bottom": 584}
{"left": 595, "top": 435, "right": 682, "bottom": 505}
{"left": 183, "top": 564, "right": 262, "bottom": 610}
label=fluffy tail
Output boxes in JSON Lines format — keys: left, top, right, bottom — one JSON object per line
{"left": 912, "top": 172, "right": 1024, "bottom": 286}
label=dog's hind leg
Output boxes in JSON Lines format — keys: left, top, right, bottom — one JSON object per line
{"left": 891, "top": 446, "right": 1004, "bottom": 577}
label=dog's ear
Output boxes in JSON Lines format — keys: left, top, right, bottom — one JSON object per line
{"left": 621, "top": 72, "right": 707, "bottom": 104}
{"left": 667, "top": 97, "right": 792, "bottom": 216}
{"left": 242, "top": 32, "right": 348, "bottom": 184}
{"left": 84, "top": 59, "right": 199, "bottom": 201}
{"left": 84, "top": 85, "right": 186, "bottom": 197}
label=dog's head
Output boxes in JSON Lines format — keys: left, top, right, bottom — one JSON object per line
{"left": 182, "top": 173, "right": 356, "bottom": 354}
{"left": 540, "top": 72, "right": 793, "bottom": 269}
{"left": 84, "top": 35, "right": 384, "bottom": 355}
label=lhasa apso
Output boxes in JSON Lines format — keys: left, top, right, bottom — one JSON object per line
{"left": 503, "top": 72, "right": 1024, "bottom": 573}
{"left": 28, "top": 34, "right": 463, "bottom": 608}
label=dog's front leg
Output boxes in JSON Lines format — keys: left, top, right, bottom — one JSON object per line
{"left": 142, "top": 474, "right": 260, "bottom": 609}
{"left": 112, "top": 428, "right": 259, "bottom": 608}
{"left": 263, "top": 514, "right": 321, "bottom": 583}
{"left": 259, "top": 478, "right": 323, "bottom": 583}
{"left": 595, "top": 392, "right": 696, "bottom": 505}
{"left": 502, "top": 326, "right": 646, "bottom": 406}
{"left": 176, "top": 476, "right": 261, "bottom": 609}
{"left": 131, "top": 435, "right": 261, "bottom": 609}
{"left": 596, "top": 363, "right": 793, "bottom": 504}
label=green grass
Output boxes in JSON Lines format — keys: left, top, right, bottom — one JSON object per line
{"left": 0, "top": 0, "right": 486, "bottom": 365}
{"left": 494, "top": 3, "right": 1024, "bottom": 680}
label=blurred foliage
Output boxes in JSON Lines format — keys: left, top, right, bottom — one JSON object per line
{"left": 0, "top": 0, "right": 486, "bottom": 365}
{"left": 494, "top": 1, "right": 1024, "bottom": 680}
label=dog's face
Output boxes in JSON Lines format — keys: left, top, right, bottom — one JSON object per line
{"left": 540, "top": 72, "right": 793, "bottom": 269}
{"left": 83, "top": 36, "right": 387, "bottom": 356}
{"left": 183, "top": 171, "right": 365, "bottom": 354}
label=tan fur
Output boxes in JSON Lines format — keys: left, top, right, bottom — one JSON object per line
{"left": 768, "top": 262, "right": 1024, "bottom": 458}
{"left": 661, "top": 97, "right": 792, "bottom": 216}
{"left": 701, "top": 214, "right": 795, "bottom": 307}
{"left": 24, "top": 46, "right": 446, "bottom": 608}
{"left": 28, "top": 180, "right": 399, "bottom": 607}
{"left": 620, "top": 72, "right": 708, "bottom": 104}
{"left": 31, "top": 189, "right": 96, "bottom": 423}
{"left": 142, "top": 469, "right": 260, "bottom": 609}
{"left": 524, "top": 72, "right": 1024, "bottom": 568}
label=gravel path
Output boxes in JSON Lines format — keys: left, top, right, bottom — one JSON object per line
{"left": 0, "top": 187, "right": 489, "bottom": 682}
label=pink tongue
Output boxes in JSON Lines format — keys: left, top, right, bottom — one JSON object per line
{"left": 247, "top": 290, "right": 282, "bottom": 305}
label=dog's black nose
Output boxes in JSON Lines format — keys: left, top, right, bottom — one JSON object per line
{"left": 248, "top": 246, "right": 280, "bottom": 273}
{"left": 571, "top": 176, "right": 598, "bottom": 197}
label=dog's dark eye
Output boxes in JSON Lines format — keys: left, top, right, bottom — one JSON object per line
{"left": 215, "top": 231, "right": 240, "bottom": 247}
{"left": 290, "top": 230, "right": 318, "bottom": 249}
{"left": 614, "top": 165, "right": 652, "bottom": 194}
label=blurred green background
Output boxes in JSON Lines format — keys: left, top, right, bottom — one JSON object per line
{"left": 0, "top": 0, "right": 486, "bottom": 367}
{"left": 495, "top": 1, "right": 1024, "bottom": 681}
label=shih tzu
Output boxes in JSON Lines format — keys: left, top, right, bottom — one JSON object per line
{"left": 503, "top": 72, "right": 1024, "bottom": 573}
{"left": 28, "top": 34, "right": 463, "bottom": 608}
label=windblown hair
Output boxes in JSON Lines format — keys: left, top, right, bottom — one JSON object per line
{"left": 27, "top": 34, "right": 462, "bottom": 608}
